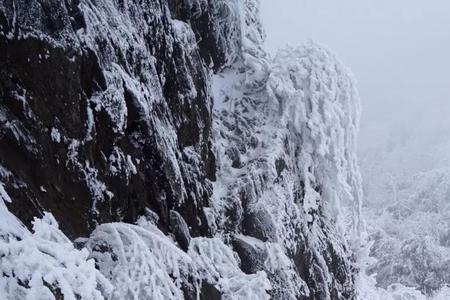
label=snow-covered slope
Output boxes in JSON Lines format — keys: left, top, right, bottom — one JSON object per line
{"left": 1, "top": 0, "right": 364, "bottom": 299}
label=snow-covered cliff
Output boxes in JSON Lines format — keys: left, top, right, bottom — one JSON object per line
{"left": 0, "top": 0, "right": 362, "bottom": 299}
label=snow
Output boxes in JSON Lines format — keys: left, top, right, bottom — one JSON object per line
{"left": 108, "top": 147, "right": 138, "bottom": 181}
{"left": 86, "top": 219, "right": 193, "bottom": 300}
{"left": 0, "top": 183, "right": 12, "bottom": 204}
{"left": 83, "top": 217, "right": 272, "bottom": 300}
{"left": 358, "top": 125, "right": 450, "bottom": 297}
{"left": 0, "top": 188, "right": 111, "bottom": 300}
{"left": 233, "top": 234, "right": 310, "bottom": 298}
{"left": 50, "top": 128, "right": 61, "bottom": 143}
{"left": 210, "top": 1, "right": 362, "bottom": 297}
{"left": 269, "top": 42, "right": 363, "bottom": 244}
{"left": 1, "top": 192, "right": 270, "bottom": 300}
{"left": 90, "top": 69, "right": 128, "bottom": 135}
{"left": 188, "top": 237, "right": 272, "bottom": 299}
{"left": 357, "top": 269, "right": 450, "bottom": 300}
{"left": 66, "top": 139, "right": 114, "bottom": 213}
{"left": 3, "top": 0, "right": 438, "bottom": 299}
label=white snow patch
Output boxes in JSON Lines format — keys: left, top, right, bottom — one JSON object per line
{"left": 0, "top": 207, "right": 112, "bottom": 299}
{"left": 50, "top": 127, "right": 61, "bottom": 143}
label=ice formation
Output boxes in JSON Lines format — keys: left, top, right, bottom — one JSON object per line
{"left": 0, "top": 191, "right": 111, "bottom": 300}
{"left": 211, "top": 34, "right": 363, "bottom": 297}
{"left": 0, "top": 0, "right": 368, "bottom": 299}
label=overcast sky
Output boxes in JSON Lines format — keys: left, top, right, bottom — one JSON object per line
{"left": 260, "top": 0, "right": 450, "bottom": 150}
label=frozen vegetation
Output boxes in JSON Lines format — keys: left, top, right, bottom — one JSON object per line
{"left": 0, "top": 0, "right": 449, "bottom": 299}
{"left": 0, "top": 205, "right": 111, "bottom": 300}
{"left": 358, "top": 104, "right": 450, "bottom": 299}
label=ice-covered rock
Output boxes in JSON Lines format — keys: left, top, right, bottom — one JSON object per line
{"left": 0, "top": 0, "right": 216, "bottom": 238}
{"left": 0, "top": 0, "right": 364, "bottom": 299}
{"left": 211, "top": 10, "right": 362, "bottom": 297}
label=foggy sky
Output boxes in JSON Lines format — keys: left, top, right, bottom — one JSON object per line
{"left": 260, "top": 0, "right": 450, "bottom": 151}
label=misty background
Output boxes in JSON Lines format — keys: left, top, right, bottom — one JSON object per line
{"left": 261, "top": 0, "right": 450, "bottom": 194}
{"left": 261, "top": 0, "right": 450, "bottom": 152}
{"left": 261, "top": 0, "right": 450, "bottom": 293}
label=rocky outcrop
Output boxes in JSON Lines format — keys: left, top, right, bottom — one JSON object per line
{"left": 0, "top": 0, "right": 222, "bottom": 238}
{"left": 0, "top": 0, "right": 362, "bottom": 299}
{"left": 210, "top": 36, "right": 362, "bottom": 298}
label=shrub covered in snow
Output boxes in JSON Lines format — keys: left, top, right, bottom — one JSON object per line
{"left": 0, "top": 188, "right": 111, "bottom": 300}
{"left": 188, "top": 237, "right": 271, "bottom": 299}
{"left": 84, "top": 217, "right": 272, "bottom": 300}
{"left": 85, "top": 218, "right": 193, "bottom": 300}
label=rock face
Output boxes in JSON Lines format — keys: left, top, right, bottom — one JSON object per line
{"left": 0, "top": 0, "right": 362, "bottom": 299}
{"left": 0, "top": 0, "right": 220, "bottom": 238}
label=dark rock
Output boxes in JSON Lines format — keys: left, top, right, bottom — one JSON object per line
{"left": 169, "top": 210, "right": 192, "bottom": 251}
{"left": 275, "top": 158, "right": 287, "bottom": 177}
{"left": 225, "top": 146, "right": 242, "bottom": 169}
{"left": 232, "top": 235, "right": 266, "bottom": 274}
{"left": 199, "top": 281, "right": 222, "bottom": 300}
{"left": 0, "top": 0, "right": 216, "bottom": 239}
{"left": 241, "top": 208, "right": 276, "bottom": 242}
